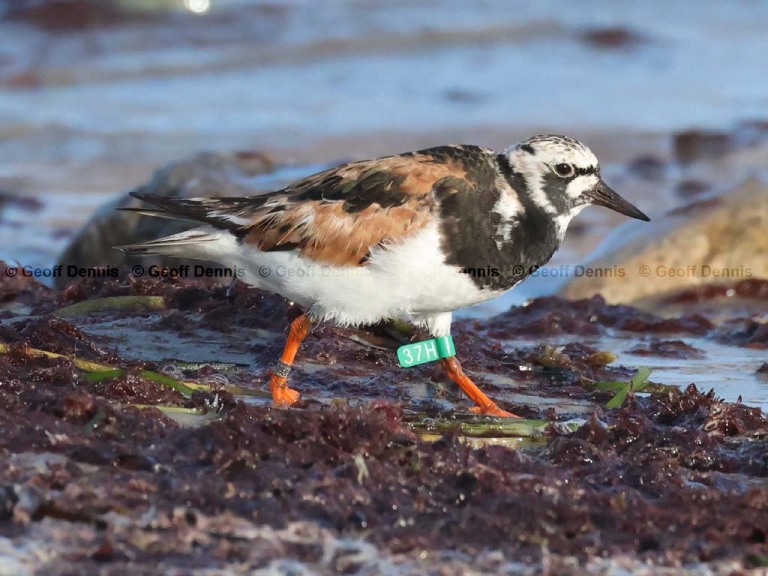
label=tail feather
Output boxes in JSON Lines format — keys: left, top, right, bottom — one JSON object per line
{"left": 117, "top": 228, "right": 223, "bottom": 258}
{"left": 118, "top": 206, "right": 202, "bottom": 223}
{"left": 124, "top": 191, "right": 257, "bottom": 230}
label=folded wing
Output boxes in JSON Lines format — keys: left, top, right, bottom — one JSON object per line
{"left": 122, "top": 147, "right": 481, "bottom": 266}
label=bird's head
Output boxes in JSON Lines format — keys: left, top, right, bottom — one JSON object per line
{"left": 503, "top": 134, "right": 650, "bottom": 222}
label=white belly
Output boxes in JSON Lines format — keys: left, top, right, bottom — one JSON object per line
{"left": 222, "top": 223, "right": 498, "bottom": 326}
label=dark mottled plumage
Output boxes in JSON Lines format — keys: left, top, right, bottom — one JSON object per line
{"left": 426, "top": 147, "right": 554, "bottom": 291}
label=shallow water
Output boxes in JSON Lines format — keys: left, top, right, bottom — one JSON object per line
{"left": 3, "top": 0, "right": 768, "bottom": 146}
{"left": 62, "top": 305, "right": 768, "bottom": 411}
{"left": 503, "top": 334, "right": 768, "bottom": 408}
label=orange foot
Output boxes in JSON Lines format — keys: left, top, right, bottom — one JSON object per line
{"left": 438, "top": 357, "right": 522, "bottom": 418}
{"left": 470, "top": 404, "right": 521, "bottom": 418}
{"left": 268, "top": 375, "right": 301, "bottom": 406}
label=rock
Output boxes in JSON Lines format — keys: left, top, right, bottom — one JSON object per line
{"left": 54, "top": 151, "right": 275, "bottom": 287}
{"left": 580, "top": 27, "right": 645, "bottom": 49}
{"left": 673, "top": 129, "right": 732, "bottom": 165}
{"left": 675, "top": 179, "right": 710, "bottom": 199}
{"left": 625, "top": 154, "right": 667, "bottom": 181}
{"left": 2, "top": 0, "right": 153, "bottom": 31}
{"left": 559, "top": 179, "right": 768, "bottom": 304}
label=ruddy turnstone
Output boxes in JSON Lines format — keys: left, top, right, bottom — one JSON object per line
{"left": 120, "top": 135, "right": 649, "bottom": 418}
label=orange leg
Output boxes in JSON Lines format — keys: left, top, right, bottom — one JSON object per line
{"left": 267, "top": 314, "right": 312, "bottom": 406}
{"left": 439, "top": 356, "right": 520, "bottom": 418}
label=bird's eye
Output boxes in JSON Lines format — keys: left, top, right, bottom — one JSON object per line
{"left": 554, "top": 163, "right": 574, "bottom": 178}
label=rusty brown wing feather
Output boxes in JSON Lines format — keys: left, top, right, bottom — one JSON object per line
{"left": 239, "top": 149, "right": 474, "bottom": 266}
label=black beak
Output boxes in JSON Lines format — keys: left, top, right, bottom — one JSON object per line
{"left": 587, "top": 180, "right": 650, "bottom": 221}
